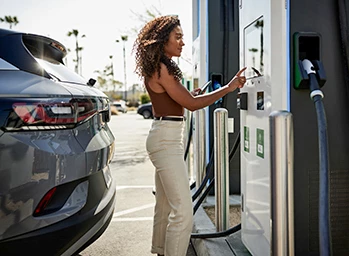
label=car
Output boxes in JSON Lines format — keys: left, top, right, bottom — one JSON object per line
{"left": 137, "top": 102, "right": 153, "bottom": 119}
{"left": 112, "top": 101, "right": 127, "bottom": 113}
{"left": 0, "top": 28, "right": 116, "bottom": 255}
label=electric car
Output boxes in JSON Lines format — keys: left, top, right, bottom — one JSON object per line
{"left": 0, "top": 28, "right": 116, "bottom": 255}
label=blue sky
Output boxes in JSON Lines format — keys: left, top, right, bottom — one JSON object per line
{"left": 0, "top": 0, "right": 193, "bottom": 89}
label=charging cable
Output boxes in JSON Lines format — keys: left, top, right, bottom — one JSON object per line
{"left": 302, "top": 59, "right": 332, "bottom": 256}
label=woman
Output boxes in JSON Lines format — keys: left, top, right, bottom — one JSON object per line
{"left": 133, "top": 15, "right": 246, "bottom": 256}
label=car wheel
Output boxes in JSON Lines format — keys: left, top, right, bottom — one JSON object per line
{"left": 142, "top": 110, "right": 152, "bottom": 119}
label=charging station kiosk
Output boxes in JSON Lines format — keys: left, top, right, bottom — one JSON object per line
{"left": 193, "top": 0, "right": 349, "bottom": 255}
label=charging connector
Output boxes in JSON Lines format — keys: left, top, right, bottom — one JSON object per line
{"left": 302, "top": 59, "right": 325, "bottom": 100}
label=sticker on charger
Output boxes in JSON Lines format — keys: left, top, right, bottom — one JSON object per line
{"left": 256, "top": 128, "right": 264, "bottom": 159}
{"left": 257, "top": 91, "right": 264, "bottom": 110}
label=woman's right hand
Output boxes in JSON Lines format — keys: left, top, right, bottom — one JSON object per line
{"left": 227, "top": 67, "right": 247, "bottom": 91}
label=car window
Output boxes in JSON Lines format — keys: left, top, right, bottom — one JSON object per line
{"left": 35, "top": 58, "right": 87, "bottom": 84}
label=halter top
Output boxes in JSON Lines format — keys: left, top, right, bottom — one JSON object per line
{"left": 145, "top": 82, "right": 184, "bottom": 117}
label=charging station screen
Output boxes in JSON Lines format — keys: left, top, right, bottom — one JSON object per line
{"left": 244, "top": 17, "right": 264, "bottom": 78}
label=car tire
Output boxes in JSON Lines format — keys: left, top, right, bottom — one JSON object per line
{"left": 142, "top": 110, "right": 152, "bottom": 119}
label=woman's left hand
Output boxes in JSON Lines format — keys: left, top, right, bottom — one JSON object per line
{"left": 191, "top": 88, "right": 202, "bottom": 96}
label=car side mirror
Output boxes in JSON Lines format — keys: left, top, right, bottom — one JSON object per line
{"left": 87, "top": 78, "right": 96, "bottom": 86}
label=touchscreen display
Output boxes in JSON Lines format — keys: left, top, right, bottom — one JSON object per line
{"left": 244, "top": 17, "right": 264, "bottom": 79}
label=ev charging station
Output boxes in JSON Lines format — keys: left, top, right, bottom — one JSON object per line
{"left": 192, "top": 0, "right": 349, "bottom": 255}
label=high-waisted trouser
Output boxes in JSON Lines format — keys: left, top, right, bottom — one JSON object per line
{"left": 146, "top": 119, "right": 193, "bottom": 256}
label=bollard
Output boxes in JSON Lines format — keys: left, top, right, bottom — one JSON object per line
{"left": 214, "top": 108, "right": 229, "bottom": 232}
{"left": 193, "top": 108, "right": 206, "bottom": 191}
{"left": 270, "top": 111, "right": 294, "bottom": 256}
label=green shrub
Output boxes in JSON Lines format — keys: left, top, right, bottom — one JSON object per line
{"left": 140, "top": 93, "right": 150, "bottom": 104}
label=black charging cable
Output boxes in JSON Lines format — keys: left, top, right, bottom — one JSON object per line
{"left": 301, "top": 59, "right": 332, "bottom": 256}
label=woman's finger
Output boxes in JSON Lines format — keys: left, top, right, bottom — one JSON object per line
{"left": 236, "top": 67, "right": 247, "bottom": 77}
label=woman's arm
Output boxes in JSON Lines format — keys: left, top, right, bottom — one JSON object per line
{"left": 157, "top": 63, "right": 246, "bottom": 111}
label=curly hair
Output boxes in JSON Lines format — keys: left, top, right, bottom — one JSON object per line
{"left": 133, "top": 15, "right": 183, "bottom": 82}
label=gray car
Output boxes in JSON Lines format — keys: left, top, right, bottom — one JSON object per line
{"left": 0, "top": 28, "right": 116, "bottom": 255}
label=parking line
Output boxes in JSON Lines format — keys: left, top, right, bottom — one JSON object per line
{"left": 112, "top": 217, "right": 153, "bottom": 222}
{"left": 113, "top": 203, "right": 155, "bottom": 217}
{"left": 116, "top": 185, "right": 154, "bottom": 190}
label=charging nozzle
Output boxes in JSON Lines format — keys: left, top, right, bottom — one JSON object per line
{"left": 297, "top": 59, "right": 327, "bottom": 91}
{"left": 298, "top": 59, "right": 326, "bottom": 100}
{"left": 301, "top": 59, "right": 316, "bottom": 75}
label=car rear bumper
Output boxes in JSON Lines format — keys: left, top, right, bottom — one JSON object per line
{"left": 0, "top": 175, "right": 116, "bottom": 256}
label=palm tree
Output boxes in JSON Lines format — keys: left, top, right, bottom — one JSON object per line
{"left": 67, "top": 29, "right": 86, "bottom": 75}
{"left": 106, "top": 55, "right": 118, "bottom": 93}
{"left": 0, "top": 16, "right": 19, "bottom": 29}
{"left": 116, "top": 35, "right": 128, "bottom": 100}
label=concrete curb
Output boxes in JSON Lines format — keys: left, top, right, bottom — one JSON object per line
{"left": 191, "top": 206, "right": 233, "bottom": 256}
{"left": 190, "top": 195, "right": 251, "bottom": 256}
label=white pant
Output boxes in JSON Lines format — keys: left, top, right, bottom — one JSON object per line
{"left": 146, "top": 119, "right": 193, "bottom": 256}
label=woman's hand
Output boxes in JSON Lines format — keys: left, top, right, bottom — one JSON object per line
{"left": 191, "top": 88, "right": 202, "bottom": 96}
{"left": 227, "top": 67, "right": 247, "bottom": 91}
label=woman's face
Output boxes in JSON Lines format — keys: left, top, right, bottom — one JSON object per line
{"left": 163, "top": 25, "right": 185, "bottom": 58}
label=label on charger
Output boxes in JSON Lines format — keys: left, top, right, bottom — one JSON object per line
{"left": 256, "top": 128, "right": 264, "bottom": 159}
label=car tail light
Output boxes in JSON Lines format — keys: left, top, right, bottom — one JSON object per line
{"left": 33, "top": 180, "right": 89, "bottom": 217}
{"left": 1, "top": 97, "right": 109, "bottom": 131}
{"left": 34, "top": 187, "right": 57, "bottom": 216}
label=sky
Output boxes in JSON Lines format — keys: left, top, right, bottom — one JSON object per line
{"left": 0, "top": 0, "right": 193, "bottom": 90}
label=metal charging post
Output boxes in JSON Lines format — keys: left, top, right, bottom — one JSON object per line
{"left": 214, "top": 108, "right": 229, "bottom": 232}
{"left": 193, "top": 109, "right": 206, "bottom": 191}
{"left": 270, "top": 111, "right": 294, "bottom": 256}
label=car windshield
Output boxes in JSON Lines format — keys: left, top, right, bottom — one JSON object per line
{"left": 35, "top": 58, "right": 87, "bottom": 85}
